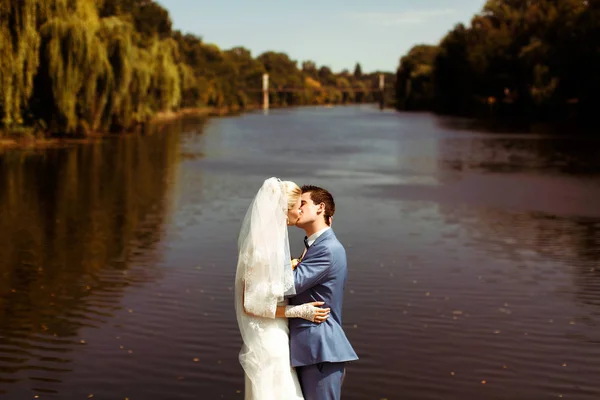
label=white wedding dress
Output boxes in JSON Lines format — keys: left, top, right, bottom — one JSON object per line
{"left": 238, "top": 299, "right": 304, "bottom": 400}
{"left": 234, "top": 178, "right": 304, "bottom": 400}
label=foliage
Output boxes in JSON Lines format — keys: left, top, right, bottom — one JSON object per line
{"left": 0, "top": 0, "right": 41, "bottom": 127}
{"left": 394, "top": 0, "right": 600, "bottom": 121}
{"left": 0, "top": 0, "right": 388, "bottom": 136}
{"left": 395, "top": 45, "right": 438, "bottom": 110}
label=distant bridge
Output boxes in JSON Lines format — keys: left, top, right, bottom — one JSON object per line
{"left": 248, "top": 85, "right": 394, "bottom": 94}
{"left": 258, "top": 74, "right": 391, "bottom": 109}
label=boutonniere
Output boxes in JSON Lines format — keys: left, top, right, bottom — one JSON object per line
{"left": 291, "top": 258, "right": 301, "bottom": 270}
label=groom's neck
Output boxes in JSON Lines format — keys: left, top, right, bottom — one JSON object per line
{"left": 304, "top": 221, "right": 329, "bottom": 238}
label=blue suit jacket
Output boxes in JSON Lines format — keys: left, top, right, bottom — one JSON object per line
{"left": 289, "top": 229, "right": 358, "bottom": 367}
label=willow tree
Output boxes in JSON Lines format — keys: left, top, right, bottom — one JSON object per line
{"left": 0, "top": 0, "right": 41, "bottom": 128}
{"left": 125, "top": 37, "right": 181, "bottom": 124}
{"left": 128, "top": 45, "right": 154, "bottom": 123}
{"left": 150, "top": 38, "right": 181, "bottom": 112}
{"left": 35, "top": 0, "right": 183, "bottom": 135}
{"left": 178, "top": 63, "right": 198, "bottom": 108}
{"left": 97, "top": 16, "right": 134, "bottom": 130}
{"left": 37, "top": 0, "right": 112, "bottom": 135}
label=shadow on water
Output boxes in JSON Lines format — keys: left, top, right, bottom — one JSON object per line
{"left": 0, "top": 120, "right": 187, "bottom": 395}
{"left": 436, "top": 134, "right": 600, "bottom": 177}
{"left": 435, "top": 114, "right": 599, "bottom": 137}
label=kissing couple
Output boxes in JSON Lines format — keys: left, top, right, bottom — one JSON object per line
{"left": 234, "top": 178, "right": 358, "bottom": 400}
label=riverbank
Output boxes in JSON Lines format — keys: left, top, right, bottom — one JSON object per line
{"left": 0, "top": 106, "right": 247, "bottom": 150}
{"left": 0, "top": 133, "right": 107, "bottom": 150}
{"left": 0, "top": 102, "right": 370, "bottom": 150}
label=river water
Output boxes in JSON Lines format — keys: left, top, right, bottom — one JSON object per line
{"left": 1, "top": 105, "right": 600, "bottom": 399}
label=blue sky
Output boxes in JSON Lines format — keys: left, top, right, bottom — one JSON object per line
{"left": 156, "top": 0, "right": 486, "bottom": 73}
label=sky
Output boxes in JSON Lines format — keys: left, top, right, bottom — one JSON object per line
{"left": 156, "top": 0, "right": 486, "bottom": 73}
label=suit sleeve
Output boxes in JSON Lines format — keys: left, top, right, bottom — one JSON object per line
{"left": 293, "top": 246, "right": 331, "bottom": 293}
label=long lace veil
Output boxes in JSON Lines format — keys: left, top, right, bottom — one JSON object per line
{"left": 234, "top": 177, "right": 295, "bottom": 388}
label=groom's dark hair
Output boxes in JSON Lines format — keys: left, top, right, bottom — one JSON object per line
{"left": 301, "top": 185, "right": 335, "bottom": 226}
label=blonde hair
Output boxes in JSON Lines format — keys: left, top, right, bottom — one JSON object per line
{"left": 281, "top": 181, "right": 301, "bottom": 210}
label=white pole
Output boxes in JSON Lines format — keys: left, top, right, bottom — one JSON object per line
{"left": 263, "top": 73, "right": 269, "bottom": 111}
{"left": 379, "top": 74, "right": 385, "bottom": 109}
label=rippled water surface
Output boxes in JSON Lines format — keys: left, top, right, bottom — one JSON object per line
{"left": 1, "top": 106, "right": 600, "bottom": 399}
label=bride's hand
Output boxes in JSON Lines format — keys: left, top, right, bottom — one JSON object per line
{"left": 291, "top": 258, "right": 300, "bottom": 270}
{"left": 284, "top": 302, "right": 330, "bottom": 323}
{"left": 309, "top": 302, "right": 331, "bottom": 323}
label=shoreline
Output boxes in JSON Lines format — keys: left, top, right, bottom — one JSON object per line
{"left": 0, "top": 103, "right": 380, "bottom": 150}
{"left": 0, "top": 106, "right": 247, "bottom": 150}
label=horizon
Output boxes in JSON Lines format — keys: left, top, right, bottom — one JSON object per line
{"left": 156, "top": 0, "right": 487, "bottom": 74}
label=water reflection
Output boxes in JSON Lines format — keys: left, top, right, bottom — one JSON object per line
{"left": 0, "top": 121, "right": 183, "bottom": 394}
{"left": 435, "top": 115, "right": 598, "bottom": 137}
{"left": 436, "top": 126, "right": 600, "bottom": 176}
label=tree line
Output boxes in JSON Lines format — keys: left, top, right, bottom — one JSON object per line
{"left": 1, "top": 0, "right": 385, "bottom": 137}
{"left": 394, "top": 0, "right": 600, "bottom": 123}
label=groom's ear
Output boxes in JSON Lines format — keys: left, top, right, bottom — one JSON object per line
{"left": 316, "top": 202, "right": 325, "bottom": 214}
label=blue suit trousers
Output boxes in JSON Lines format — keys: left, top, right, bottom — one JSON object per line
{"left": 296, "top": 362, "right": 346, "bottom": 400}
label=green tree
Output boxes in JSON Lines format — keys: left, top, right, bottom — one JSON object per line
{"left": 0, "top": 0, "right": 41, "bottom": 127}
{"left": 224, "top": 47, "right": 265, "bottom": 108}
{"left": 1, "top": 0, "right": 392, "bottom": 137}
{"left": 395, "top": 0, "right": 600, "bottom": 121}
{"left": 353, "top": 62, "right": 363, "bottom": 79}
{"left": 395, "top": 45, "right": 438, "bottom": 110}
{"left": 301, "top": 61, "right": 318, "bottom": 80}
{"left": 433, "top": 24, "right": 474, "bottom": 114}
{"left": 258, "top": 52, "right": 304, "bottom": 106}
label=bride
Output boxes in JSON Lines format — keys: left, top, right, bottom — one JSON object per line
{"left": 234, "top": 177, "right": 330, "bottom": 399}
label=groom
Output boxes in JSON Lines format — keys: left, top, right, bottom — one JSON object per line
{"left": 289, "top": 185, "right": 358, "bottom": 400}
